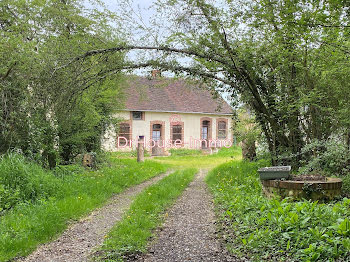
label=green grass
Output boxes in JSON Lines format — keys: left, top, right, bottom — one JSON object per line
{"left": 155, "top": 146, "right": 242, "bottom": 169}
{"left": 0, "top": 153, "right": 62, "bottom": 211}
{"left": 0, "top": 155, "right": 168, "bottom": 262}
{"left": 169, "top": 148, "right": 203, "bottom": 156}
{"left": 96, "top": 168, "right": 197, "bottom": 261}
{"left": 109, "top": 150, "right": 151, "bottom": 158}
{"left": 206, "top": 160, "right": 350, "bottom": 261}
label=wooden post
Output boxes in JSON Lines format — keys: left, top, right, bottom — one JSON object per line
{"left": 137, "top": 136, "right": 145, "bottom": 162}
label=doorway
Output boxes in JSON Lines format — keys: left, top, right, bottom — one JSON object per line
{"left": 152, "top": 123, "right": 163, "bottom": 156}
{"left": 201, "top": 120, "right": 210, "bottom": 149}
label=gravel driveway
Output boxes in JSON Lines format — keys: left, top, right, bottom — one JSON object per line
{"left": 137, "top": 169, "right": 240, "bottom": 262}
{"left": 19, "top": 171, "right": 173, "bottom": 262}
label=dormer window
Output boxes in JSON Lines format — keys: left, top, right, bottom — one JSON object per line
{"left": 132, "top": 111, "right": 144, "bottom": 120}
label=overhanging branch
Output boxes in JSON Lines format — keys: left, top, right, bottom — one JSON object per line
{"left": 66, "top": 45, "right": 232, "bottom": 69}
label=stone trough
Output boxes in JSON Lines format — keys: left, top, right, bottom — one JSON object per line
{"left": 258, "top": 166, "right": 343, "bottom": 201}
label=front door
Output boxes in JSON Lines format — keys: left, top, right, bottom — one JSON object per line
{"left": 201, "top": 120, "right": 210, "bottom": 149}
{"left": 152, "top": 124, "right": 163, "bottom": 155}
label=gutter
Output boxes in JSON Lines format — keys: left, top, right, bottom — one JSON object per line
{"left": 120, "top": 109, "right": 233, "bottom": 116}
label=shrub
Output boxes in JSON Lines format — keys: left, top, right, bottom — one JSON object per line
{"left": 342, "top": 174, "right": 350, "bottom": 197}
{"left": 299, "top": 138, "right": 350, "bottom": 177}
{"left": 298, "top": 137, "right": 350, "bottom": 195}
{"left": 0, "top": 153, "right": 60, "bottom": 211}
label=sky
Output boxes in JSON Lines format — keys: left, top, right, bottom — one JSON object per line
{"left": 104, "top": 0, "right": 156, "bottom": 25}
{"left": 94, "top": 0, "right": 232, "bottom": 102}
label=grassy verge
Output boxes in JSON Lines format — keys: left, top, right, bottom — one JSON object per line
{"left": 206, "top": 160, "right": 350, "bottom": 261}
{"left": 0, "top": 154, "right": 168, "bottom": 262}
{"left": 95, "top": 168, "right": 197, "bottom": 261}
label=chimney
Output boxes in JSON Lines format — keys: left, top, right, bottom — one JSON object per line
{"left": 151, "top": 69, "right": 161, "bottom": 78}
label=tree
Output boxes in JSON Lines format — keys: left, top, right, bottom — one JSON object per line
{"left": 76, "top": 0, "right": 350, "bottom": 167}
{"left": 233, "top": 108, "right": 260, "bottom": 161}
{"left": 0, "top": 0, "right": 125, "bottom": 166}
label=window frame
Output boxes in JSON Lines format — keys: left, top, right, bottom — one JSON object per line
{"left": 117, "top": 121, "right": 132, "bottom": 147}
{"left": 200, "top": 117, "right": 212, "bottom": 149}
{"left": 131, "top": 111, "right": 144, "bottom": 120}
{"left": 216, "top": 118, "right": 228, "bottom": 140}
{"left": 170, "top": 122, "right": 184, "bottom": 146}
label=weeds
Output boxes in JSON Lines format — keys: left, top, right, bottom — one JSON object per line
{"left": 206, "top": 160, "right": 350, "bottom": 261}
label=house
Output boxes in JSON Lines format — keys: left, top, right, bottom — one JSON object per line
{"left": 102, "top": 73, "right": 234, "bottom": 155}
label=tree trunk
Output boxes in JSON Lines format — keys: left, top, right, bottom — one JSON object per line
{"left": 242, "top": 139, "right": 257, "bottom": 161}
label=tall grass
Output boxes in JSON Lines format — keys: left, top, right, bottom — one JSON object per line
{"left": 0, "top": 154, "right": 168, "bottom": 262}
{"left": 96, "top": 168, "right": 197, "bottom": 261}
{"left": 206, "top": 160, "right": 350, "bottom": 261}
{"left": 0, "top": 153, "right": 60, "bottom": 211}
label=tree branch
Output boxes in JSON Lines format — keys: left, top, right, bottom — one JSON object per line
{"left": 1, "top": 62, "right": 17, "bottom": 80}
{"left": 63, "top": 45, "right": 232, "bottom": 70}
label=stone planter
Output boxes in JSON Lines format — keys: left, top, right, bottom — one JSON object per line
{"left": 258, "top": 166, "right": 291, "bottom": 180}
{"left": 261, "top": 177, "right": 343, "bottom": 201}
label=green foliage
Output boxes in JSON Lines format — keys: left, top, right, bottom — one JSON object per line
{"left": 53, "top": 164, "right": 86, "bottom": 178}
{"left": 233, "top": 108, "right": 260, "bottom": 145}
{"left": 298, "top": 137, "right": 350, "bottom": 195}
{"left": 299, "top": 138, "right": 350, "bottom": 177}
{"left": 0, "top": 154, "right": 60, "bottom": 211}
{"left": 206, "top": 160, "right": 350, "bottom": 261}
{"left": 122, "top": 0, "right": 350, "bottom": 167}
{"left": 0, "top": 0, "right": 125, "bottom": 165}
{"left": 342, "top": 175, "right": 350, "bottom": 197}
{"left": 0, "top": 156, "right": 168, "bottom": 261}
{"left": 96, "top": 168, "right": 196, "bottom": 261}
{"left": 58, "top": 80, "right": 124, "bottom": 161}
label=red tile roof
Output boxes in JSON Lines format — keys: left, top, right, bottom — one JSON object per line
{"left": 123, "top": 76, "right": 233, "bottom": 115}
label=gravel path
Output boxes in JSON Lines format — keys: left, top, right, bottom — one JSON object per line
{"left": 137, "top": 169, "right": 239, "bottom": 262}
{"left": 20, "top": 171, "right": 173, "bottom": 262}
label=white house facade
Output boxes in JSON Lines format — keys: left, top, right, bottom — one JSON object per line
{"left": 102, "top": 75, "right": 233, "bottom": 155}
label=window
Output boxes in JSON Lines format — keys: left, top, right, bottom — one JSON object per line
{"left": 201, "top": 120, "right": 210, "bottom": 140}
{"left": 132, "top": 111, "right": 143, "bottom": 120}
{"left": 152, "top": 124, "right": 162, "bottom": 141}
{"left": 118, "top": 122, "right": 131, "bottom": 146}
{"left": 217, "top": 120, "right": 227, "bottom": 139}
{"left": 172, "top": 124, "right": 183, "bottom": 144}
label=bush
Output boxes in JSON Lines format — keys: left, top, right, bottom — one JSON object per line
{"left": 298, "top": 137, "right": 350, "bottom": 195}
{"left": 342, "top": 174, "right": 350, "bottom": 197}
{"left": 0, "top": 153, "right": 60, "bottom": 211}
{"left": 299, "top": 138, "right": 350, "bottom": 177}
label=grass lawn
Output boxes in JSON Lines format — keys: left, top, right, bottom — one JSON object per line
{"left": 206, "top": 160, "right": 350, "bottom": 261}
{"left": 96, "top": 168, "right": 197, "bottom": 261}
{"left": 154, "top": 146, "right": 242, "bottom": 169}
{"left": 0, "top": 154, "right": 168, "bottom": 262}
